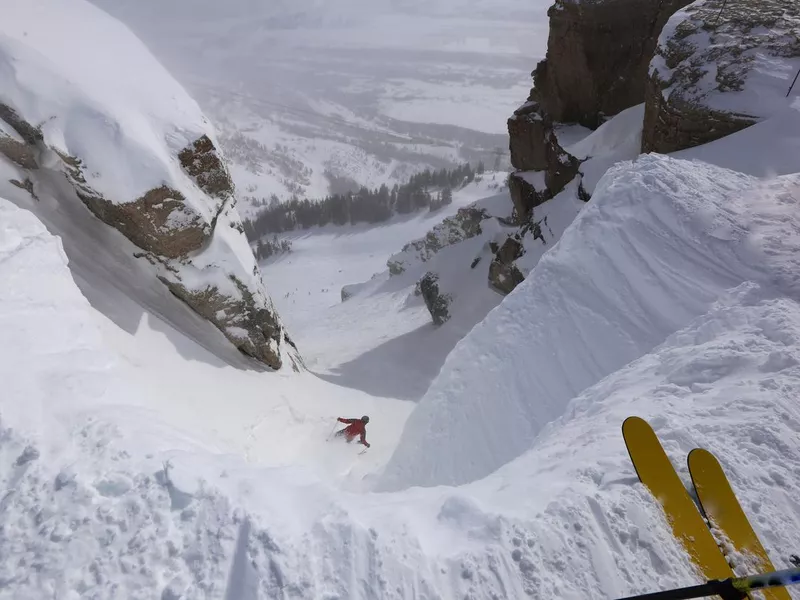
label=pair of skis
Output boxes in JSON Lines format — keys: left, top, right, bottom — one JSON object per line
{"left": 621, "top": 416, "right": 792, "bottom": 600}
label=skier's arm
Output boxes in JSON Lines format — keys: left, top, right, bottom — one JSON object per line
{"left": 338, "top": 417, "right": 355, "bottom": 424}
{"left": 360, "top": 431, "right": 370, "bottom": 448}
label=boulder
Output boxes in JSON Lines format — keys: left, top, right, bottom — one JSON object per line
{"left": 508, "top": 102, "right": 549, "bottom": 172}
{"left": 488, "top": 237, "right": 526, "bottom": 295}
{"left": 419, "top": 271, "right": 451, "bottom": 326}
{"left": 642, "top": 0, "right": 799, "bottom": 153}
{"left": 178, "top": 134, "right": 235, "bottom": 199}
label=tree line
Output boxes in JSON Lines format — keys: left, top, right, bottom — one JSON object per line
{"left": 254, "top": 235, "right": 293, "bottom": 261}
{"left": 242, "top": 162, "right": 484, "bottom": 238}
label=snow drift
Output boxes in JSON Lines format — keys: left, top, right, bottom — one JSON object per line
{"left": 0, "top": 0, "right": 297, "bottom": 369}
{"left": 379, "top": 154, "right": 800, "bottom": 490}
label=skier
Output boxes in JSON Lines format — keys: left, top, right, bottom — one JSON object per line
{"left": 334, "top": 415, "right": 370, "bottom": 448}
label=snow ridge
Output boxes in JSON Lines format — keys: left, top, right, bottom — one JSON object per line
{"left": 379, "top": 155, "right": 800, "bottom": 490}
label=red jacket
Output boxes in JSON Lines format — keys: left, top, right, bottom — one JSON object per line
{"left": 337, "top": 418, "right": 369, "bottom": 446}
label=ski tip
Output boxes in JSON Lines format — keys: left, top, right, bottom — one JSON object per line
{"left": 621, "top": 416, "right": 650, "bottom": 437}
{"left": 687, "top": 448, "right": 719, "bottom": 470}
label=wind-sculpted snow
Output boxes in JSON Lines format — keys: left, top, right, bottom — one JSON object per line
{"left": 379, "top": 155, "right": 800, "bottom": 490}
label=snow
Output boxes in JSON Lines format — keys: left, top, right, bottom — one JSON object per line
{"left": 0, "top": 0, "right": 214, "bottom": 209}
{"left": 566, "top": 103, "right": 644, "bottom": 194}
{"left": 7, "top": 169, "right": 800, "bottom": 596}
{"left": 378, "top": 155, "right": 800, "bottom": 490}
{"left": 516, "top": 169, "right": 547, "bottom": 189}
{"left": 4, "top": 0, "right": 800, "bottom": 597}
{"left": 262, "top": 174, "right": 511, "bottom": 400}
{"left": 675, "top": 99, "right": 800, "bottom": 178}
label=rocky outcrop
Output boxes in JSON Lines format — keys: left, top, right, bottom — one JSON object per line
{"left": 71, "top": 179, "right": 210, "bottom": 260}
{"left": 507, "top": 103, "right": 548, "bottom": 172}
{"left": 507, "top": 103, "right": 580, "bottom": 220}
{"left": 533, "top": 0, "right": 692, "bottom": 129}
{"left": 419, "top": 271, "right": 451, "bottom": 326}
{"left": 507, "top": 0, "right": 692, "bottom": 220}
{"left": 642, "top": 0, "right": 799, "bottom": 153}
{"left": 159, "top": 275, "right": 284, "bottom": 369}
{"left": 178, "top": 134, "right": 234, "bottom": 199}
{"left": 488, "top": 237, "right": 525, "bottom": 295}
{"left": 0, "top": 106, "right": 295, "bottom": 371}
{"left": 0, "top": 105, "right": 40, "bottom": 170}
{"left": 388, "top": 206, "right": 490, "bottom": 275}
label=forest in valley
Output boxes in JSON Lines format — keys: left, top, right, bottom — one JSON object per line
{"left": 243, "top": 162, "right": 483, "bottom": 242}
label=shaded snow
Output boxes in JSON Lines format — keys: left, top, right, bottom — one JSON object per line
{"left": 675, "top": 100, "right": 800, "bottom": 178}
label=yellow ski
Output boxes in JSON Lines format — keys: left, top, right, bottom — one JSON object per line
{"left": 688, "top": 448, "right": 790, "bottom": 600}
{"left": 622, "top": 417, "right": 734, "bottom": 581}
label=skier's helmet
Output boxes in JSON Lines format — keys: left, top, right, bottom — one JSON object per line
{"left": 361, "top": 415, "right": 370, "bottom": 424}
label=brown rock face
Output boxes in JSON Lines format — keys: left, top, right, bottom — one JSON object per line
{"left": 0, "top": 135, "right": 38, "bottom": 170}
{"left": 533, "top": 0, "right": 692, "bottom": 128}
{"left": 0, "top": 104, "right": 43, "bottom": 146}
{"left": 642, "top": 77, "right": 756, "bottom": 153}
{"left": 488, "top": 237, "right": 526, "bottom": 295}
{"left": 160, "top": 275, "right": 284, "bottom": 370}
{"left": 507, "top": 118, "right": 579, "bottom": 220}
{"left": 69, "top": 173, "right": 210, "bottom": 259}
{"left": 508, "top": 103, "right": 549, "bottom": 171}
{"left": 0, "top": 104, "right": 41, "bottom": 171}
{"left": 0, "top": 102, "right": 293, "bottom": 370}
{"left": 178, "top": 134, "right": 234, "bottom": 199}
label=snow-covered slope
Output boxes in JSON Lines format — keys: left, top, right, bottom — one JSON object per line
{"left": 7, "top": 178, "right": 800, "bottom": 598}
{"left": 263, "top": 174, "right": 510, "bottom": 401}
{"left": 0, "top": 0, "right": 295, "bottom": 369}
{"left": 87, "top": 0, "right": 552, "bottom": 210}
{"left": 379, "top": 154, "right": 800, "bottom": 490}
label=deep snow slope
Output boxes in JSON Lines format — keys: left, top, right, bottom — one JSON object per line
{"left": 379, "top": 154, "right": 800, "bottom": 490}
{"left": 7, "top": 191, "right": 800, "bottom": 599}
{"left": 88, "top": 0, "right": 552, "bottom": 210}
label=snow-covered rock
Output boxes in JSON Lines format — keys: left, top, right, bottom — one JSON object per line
{"left": 386, "top": 204, "right": 496, "bottom": 276}
{"left": 378, "top": 154, "right": 800, "bottom": 490}
{"left": 642, "top": 0, "right": 800, "bottom": 153}
{"left": 0, "top": 0, "right": 297, "bottom": 369}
